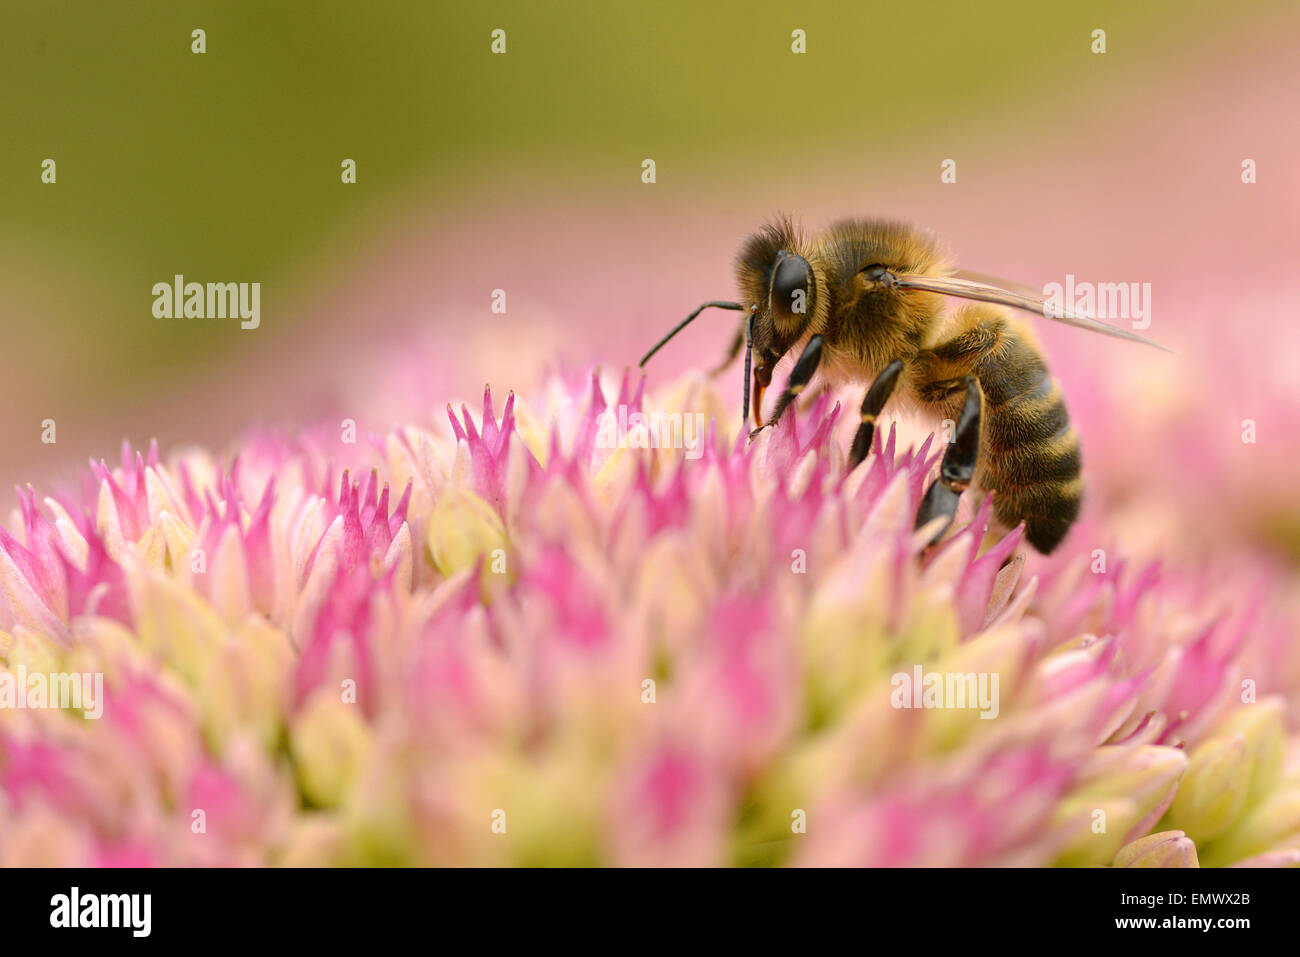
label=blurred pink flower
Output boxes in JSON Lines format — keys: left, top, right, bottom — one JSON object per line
{"left": 0, "top": 367, "right": 1297, "bottom": 867}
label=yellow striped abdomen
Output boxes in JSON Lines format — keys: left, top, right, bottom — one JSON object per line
{"left": 972, "top": 330, "right": 1082, "bottom": 553}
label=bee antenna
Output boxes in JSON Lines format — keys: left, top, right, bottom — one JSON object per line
{"left": 741, "top": 314, "right": 754, "bottom": 426}
{"left": 639, "top": 300, "right": 744, "bottom": 367}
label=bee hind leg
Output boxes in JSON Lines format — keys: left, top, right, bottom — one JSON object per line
{"left": 915, "top": 376, "right": 983, "bottom": 546}
{"left": 749, "top": 335, "right": 823, "bottom": 436}
{"left": 848, "top": 359, "right": 905, "bottom": 468}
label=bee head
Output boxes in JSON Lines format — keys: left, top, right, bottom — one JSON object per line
{"left": 736, "top": 220, "right": 824, "bottom": 387}
{"left": 769, "top": 250, "right": 816, "bottom": 331}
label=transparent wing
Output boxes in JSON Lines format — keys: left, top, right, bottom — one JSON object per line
{"left": 949, "top": 268, "right": 1044, "bottom": 300}
{"left": 890, "top": 272, "right": 1172, "bottom": 352}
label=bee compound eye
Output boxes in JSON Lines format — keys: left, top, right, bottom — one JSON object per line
{"left": 770, "top": 253, "right": 813, "bottom": 323}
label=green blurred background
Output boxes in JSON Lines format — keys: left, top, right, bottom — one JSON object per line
{"left": 1, "top": 0, "right": 1292, "bottom": 490}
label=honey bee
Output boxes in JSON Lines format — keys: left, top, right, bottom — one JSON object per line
{"left": 639, "top": 217, "right": 1167, "bottom": 553}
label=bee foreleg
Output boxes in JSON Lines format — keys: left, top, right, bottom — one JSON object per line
{"left": 750, "top": 335, "right": 824, "bottom": 436}
{"left": 848, "top": 359, "right": 905, "bottom": 468}
{"left": 915, "top": 376, "right": 983, "bottom": 545}
{"left": 708, "top": 318, "right": 747, "bottom": 377}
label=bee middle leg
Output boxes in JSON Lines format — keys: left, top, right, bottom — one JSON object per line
{"left": 914, "top": 376, "right": 983, "bottom": 545}
{"left": 749, "top": 335, "right": 823, "bottom": 434}
{"left": 848, "top": 359, "right": 906, "bottom": 468}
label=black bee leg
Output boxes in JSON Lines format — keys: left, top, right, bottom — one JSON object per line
{"left": 709, "top": 318, "right": 747, "bottom": 377}
{"left": 848, "top": 359, "right": 905, "bottom": 469}
{"left": 750, "top": 335, "right": 823, "bottom": 436}
{"left": 915, "top": 376, "right": 983, "bottom": 545}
